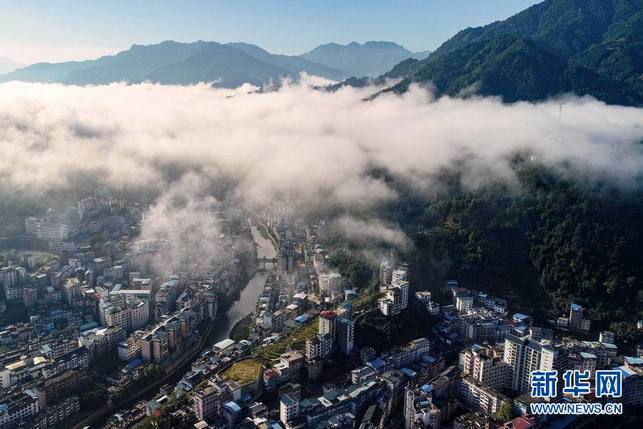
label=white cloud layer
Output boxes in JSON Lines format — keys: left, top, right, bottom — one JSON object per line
{"left": 1, "top": 79, "right": 642, "bottom": 254}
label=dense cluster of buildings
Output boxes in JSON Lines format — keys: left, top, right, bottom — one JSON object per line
{"left": 0, "top": 190, "right": 251, "bottom": 428}
{"left": 2, "top": 198, "right": 642, "bottom": 429}
{"left": 152, "top": 217, "right": 642, "bottom": 429}
{"left": 23, "top": 189, "right": 112, "bottom": 252}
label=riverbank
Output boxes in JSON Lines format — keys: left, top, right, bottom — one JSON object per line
{"left": 70, "top": 262, "right": 256, "bottom": 429}
{"left": 205, "top": 224, "right": 278, "bottom": 346}
{"left": 71, "top": 226, "right": 262, "bottom": 428}
{"left": 230, "top": 312, "right": 255, "bottom": 341}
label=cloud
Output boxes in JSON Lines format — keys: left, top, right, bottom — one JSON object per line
{"left": 131, "top": 173, "right": 247, "bottom": 277}
{"left": 0, "top": 78, "right": 642, "bottom": 259}
{"left": 332, "top": 216, "right": 410, "bottom": 249}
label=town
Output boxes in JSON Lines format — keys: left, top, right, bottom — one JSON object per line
{"left": 0, "top": 187, "right": 641, "bottom": 429}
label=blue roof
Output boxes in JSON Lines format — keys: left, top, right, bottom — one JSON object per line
{"left": 570, "top": 303, "right": 582, "bottom": 311}
{"left": 79, "top": 321, "right": 98, "bottom": 331}
{"left": 127, "top": 358, "right": 144, "bottom": 369}
{"left": 224, "top": 401, "right": 242, "bottom": 412}
{"left": 295, "top": 314, "right": 311, "bottom": 323}
{"left": 625, "top": 356, "right": 643, "bottom": 366}
{"left": 401, "top": 368, "right": 417, "bottom": 377}
{"left": 616, "top": 366, "right": 636, "bottom": 378}
{"left": 421, "top": 355, "right": 437, "bottom": 364}
{"left": 300, "top": 398, "right": 319, "bottom": 408}
{"left": 176, "top": 381, "right": 191, "bottom": 392}
{"left": 513, "top": 313, "right": 530, "bottom": 320}
{"left": 420, "top": 384, "right": 433, "bottom": 393}
{"left": 369, "top": 358, "right": 386, "bottom": 370}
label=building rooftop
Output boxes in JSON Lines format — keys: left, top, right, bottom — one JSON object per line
{"left": 368, "top": 358, "right": 386, "bottom": 370}
{"left": 498, "top": 415, "right": 537, "bottom": 429}
{"left": 319, "top": 310, "right": 337, "bottom": 320}
{"left": 214, "top": 339, "right": 235, "bottom": 350}
{"left": 224, "top": 401, "right": 242, "bottom": 413}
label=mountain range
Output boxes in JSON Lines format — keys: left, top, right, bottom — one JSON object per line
{"left": 0, "top": 41, "right": 428, "bottom": 88}
{"left": 2, "top": 0, "right": 642, "bottom": 106}
{"left": 339, "top": 0, "right": 643, "bottom": 106}
{"left": 301, "top": 41, "right": 430, "bottom": 77}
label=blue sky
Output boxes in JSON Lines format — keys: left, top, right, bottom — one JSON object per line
{"left": 0, "top": 0, "right": 540, "bottom": 64}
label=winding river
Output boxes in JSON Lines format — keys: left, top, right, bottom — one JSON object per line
{"left": 207, "top": 224, "right": 277, "bottom": 344}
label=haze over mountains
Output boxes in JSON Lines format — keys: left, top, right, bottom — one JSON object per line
{"left": 0, "top": 57, "right": 22, "bottom": 75}
{"left": 1, "top": 0, "right": 642, "bottom": 104}
{"left": 0, "top": 41, "right": 428, "bottom": 88}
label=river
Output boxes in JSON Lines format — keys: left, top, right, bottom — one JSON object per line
{"left": 81, "top": 224, "right": 278, "bottom": 428}
{"left": 207, "top": 224, "right": 277, "bottom": 344}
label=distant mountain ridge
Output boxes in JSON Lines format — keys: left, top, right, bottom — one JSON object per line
{"left": 301, "top": 41, "right": 430, "bottom": 77}
{"left": 0, "top": 40, "right": 427, "bottom": 87}
{"left": 0, "top": 41, "right": 331, "bottom": 87}
{"left": 337, "top": 0, "right": 643, "bottom": 106}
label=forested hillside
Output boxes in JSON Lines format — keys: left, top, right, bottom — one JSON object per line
{"left": 338, "top": 0, "right": 643, "bottom": 106}
{"left": 407, "top": 165, "right": 643, "bottom": 345}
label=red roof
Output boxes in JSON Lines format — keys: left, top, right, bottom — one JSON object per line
{"left": 498, "top": 416, "right": 537, "bottom": 429}
{"left": 319, "top": 310, "right": 337, "bottom": 319}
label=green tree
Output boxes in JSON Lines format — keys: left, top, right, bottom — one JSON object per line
{"left": 497, "top": 401, "right": 514, "bottom": 422}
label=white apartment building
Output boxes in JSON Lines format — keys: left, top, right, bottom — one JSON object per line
{"left": 319, "top": 311, "right": 337, "bottom": 339}
{"left": 280, "top": 393, "right": 299, "bottom": 424}
{"left": 117, "top": 331, "right": 145, "bottom": 361}
{"left": 456, "top": 295, "right": 475, "bottom": 313}
{"left": 391, "top": 267, "right": 408, "bottom": 284}
{"left": 318, "top": 273, "right": 343, "bottom": 296}
{"left": 99, "top": 297, "right": 150, "bottom": 334}
{"left": 305, "top": 334, "right": 332, "bottom": 360}
{"left": 504, "top": 334, "right": 563, "bottom": 394}
{"left": 379, "top": 279, "right": 409, "bottom": 316}
{"left": 404, "top": 386, "right": 440, "bottom": 429}
{"left": 460, "top": 345, "right": 511, "bottom": 391}
{"left": 394, "top": 338, "right": 431, "bottom": 368}
{"left": 24, "top": 216, "right": 71, "bottom": 241}
{"left": 456, "top": 376, "right": 509, "bottom": 416}
{"left": 0, "top": 266, "right": 19, "bottom": 288}
{"left": 379, "top": 261, "right": 393, "bottom": 285}
{"left": 193, "top": 385, "right": 223, "bottom": 420}
{"left": 129, "top": 298, "right": 150, "bottom": 331}
{"left": 0, "top": 391, "right": 39, "bottom": 427}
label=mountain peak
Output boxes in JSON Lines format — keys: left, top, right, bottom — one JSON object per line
{"left": 301, "top": 41, "right": 418, "bottom": 77}
{"left": 363, "top": 40, "right": 405, "bottom": 49}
